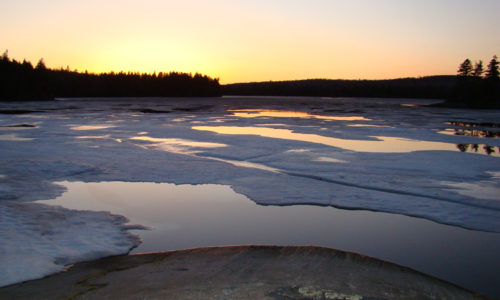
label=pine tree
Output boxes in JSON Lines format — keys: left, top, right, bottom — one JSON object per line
{"left": 458, "top": 58, "right": 473, "bottom": 77}
{"left": 35, "top": 58, "right": 46, "bottom": 70}
{"left": 485, "top": 55, "right": 499, "bottom": 80}
{"left": 1, "top": 50, "right": 9, "bottom": 61}
{"left": 472, "top": 60, "right": 483, "bottom": 77}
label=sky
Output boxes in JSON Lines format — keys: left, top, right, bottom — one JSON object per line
{"left": 1, "top": 0, "right": 499, "bottom": 83}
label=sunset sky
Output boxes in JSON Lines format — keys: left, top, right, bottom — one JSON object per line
{"left": 1, "top": 0, "right": 499, "bottom": 83}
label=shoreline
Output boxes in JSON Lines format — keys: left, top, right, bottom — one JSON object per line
{"left": 0, "top": 245, "right": 490, "bottom": 299}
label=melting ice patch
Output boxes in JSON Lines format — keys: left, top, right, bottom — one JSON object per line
{"left": 0, "top": 134, "right": 34, "bottom": 141}
{"left": 0, "top": 201, "right": 145, "bottom": 287}
{"left": 130, "top": 136, "right": 227, "bottom": 154}
{"left": 442, "top": 172, "right": 500, "bottom": 201}
{"left": 76, "top": 135, "right": 112, "bottom": 139}
{"left": 313, "top": 157, "right": 348, "bottom": 163}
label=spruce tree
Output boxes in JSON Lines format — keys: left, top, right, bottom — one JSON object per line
{"left": 458, "top": 58, "right": 473, "bottom": 77}
{"left": 485, "top": 55, "right": 499, "bottom": 80}
{"left": 472, "top": 60, "right": 483, "bottom": 77}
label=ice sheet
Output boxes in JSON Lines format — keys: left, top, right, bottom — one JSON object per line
{"left": 1, "top": 97, "right": 499, "bottom": 286}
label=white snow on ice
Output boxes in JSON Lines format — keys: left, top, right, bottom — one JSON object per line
{"left": 0, "top": 201, "right": 145, "bottom": 287}
{"left": 0, "top": 134, "right": 34, "bottom": 141}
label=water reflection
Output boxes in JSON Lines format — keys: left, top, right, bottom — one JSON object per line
{"left": 347, "top": 124, "right": 392, "bottom": 128}
{"left": 192, "top": 126, "right": 461, "bottom": 154}
{"left": 441, "top": 121, "right": 500, "bottom": 138}
{"left": 456, "top": 144, "right": 500, "bottom": 156}
{"left": 440, "top": 128, "right": 500, "bottom": 138}
{"left": 229, "top": 109, "right": 371, "bottom": 121}
{"left": 446, "top": 121, "right": 500, "bottom": 128}
{"left": 70, "top": 125, "right": 115, "bottom": 130}
{"left": 37, "top": 181, "right": 500, "bottom": 297}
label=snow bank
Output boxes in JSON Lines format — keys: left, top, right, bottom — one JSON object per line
{"left": 0, "top": 201, "right": 143, "bottom": 287}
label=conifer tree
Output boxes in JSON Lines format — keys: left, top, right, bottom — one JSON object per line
{"left": 485, "top": 55, "right": 499, "bottom": 80}
{"left": 458, "top": 58, "right": 473, "bottom": 77}
{"left": 1, "top": 50, "right": 9, "bottom": 61}
{"left": 35, "top": 58, "right": 46, "bottom": 70}
{"left": 472, "top": 60, "right": 483, "bottom": 77}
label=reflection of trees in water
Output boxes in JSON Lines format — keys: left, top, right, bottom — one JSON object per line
{"left": 446, "top": 121, "right": 499, "bottom": 128}
{"left": 484, "top": 145, "right": 496, "bottom": 155}
{"left": 445, "top": 121, "right": 500, "bottom": 138}
{"left": 451, "top": 128, "right": 500, "bottom": 138}
{"left": 457, "top": 144, "right": 469, "bottom": 152}
{"left": 456, "top": 143, "right": 499, "bottom": 155}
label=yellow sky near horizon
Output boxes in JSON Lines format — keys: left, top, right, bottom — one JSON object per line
{"left": 1, "top": 0, "right": 499, "bottom": 83}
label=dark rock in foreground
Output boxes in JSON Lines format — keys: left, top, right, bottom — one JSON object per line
{"left": 0, "top": 246, "right": 489, "bottom": 299}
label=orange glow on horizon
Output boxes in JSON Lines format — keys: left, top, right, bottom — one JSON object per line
{"left": 1, "top": 0, "right": 498, "bottom": 84}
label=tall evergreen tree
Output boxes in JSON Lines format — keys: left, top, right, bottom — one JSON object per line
{"left": 458, "top": 58, "right": 473, "bottom": 77}
{"left": 472, "top": 60, "right": 483, "bottom": 77}
{"left": 485, "top": 55, "right": 499, "bottom": 80}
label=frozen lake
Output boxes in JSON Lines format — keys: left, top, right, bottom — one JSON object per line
{"left": 39, "top": 181, "right": 500, "bottom": 297}
{"left": 1, "top": 96, "right": 500, "bottom": 296}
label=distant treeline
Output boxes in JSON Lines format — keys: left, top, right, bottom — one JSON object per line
{"left": 0, "top": 51, "right": 221, "bottom": 101}
{"left": 222, "top": 76, "right": 457, "bottom": 99}
{"left": 223, "top": 56, "right": 499, "bottom": 108}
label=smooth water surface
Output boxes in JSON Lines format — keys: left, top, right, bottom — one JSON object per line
{"left": 228, "top": 109, "right": 371, "bottom": 121}
{"left": 193, "top": 126, "right": 463, "bottom": 153}
{"left": 39, "top": 181, "right": 500, "bottom": 297}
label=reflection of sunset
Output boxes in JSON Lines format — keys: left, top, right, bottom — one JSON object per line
{"left": 71, "top": 125, "right": 115, "bottom": 131}
{"left": 193, "top": 126, "right": 463, "bottom": 154}
{"left": 230, "top": 109, "right": 370, "bottom": 121}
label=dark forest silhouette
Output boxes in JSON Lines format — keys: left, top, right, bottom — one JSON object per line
{"left": 222, "top": 76, "right": 457, "bottom": 99}
{"left": 0, "top": 50, "right": 221, "bottom": 101}
{"left": 2, "top": 50, "right": 498, "bottom": 107}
